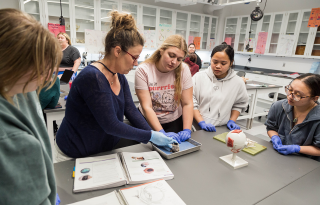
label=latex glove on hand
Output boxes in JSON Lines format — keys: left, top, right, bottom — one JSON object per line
{"left": 150, "top": 131, "right": 178, "bottom": 149}
{"left": 271, "top": 135, "right": 282, "bottom": 149}
{"left": 227, "top": 120, "right": 240, "bottom": 130}
{"left": 159, "top": 129, "right": 181, "bottom": 144}
{"left": 198, "top": 121, "right": 216, "bottom": 132}
{"left": 56, "top": 193, "right": 61, "bottom": 205}
{"left": 276, "top": 145, "right": 301, "bottom": 155}
{"left": 178, "top": 129, "right": 192, "bottom": 142}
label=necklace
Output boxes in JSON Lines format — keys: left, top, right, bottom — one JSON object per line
{"left": 293, "top": 103, "right": 316, "bottom": 123}
{"left": 97, "top": 61, "right": 116, "bottom": 85}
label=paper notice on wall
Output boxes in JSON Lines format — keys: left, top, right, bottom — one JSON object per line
{"left": 308, "top": 8, "right": 320, "bottom": 27}
{"left": 48, "top": 23, "right": 65, "bottom": 36}
{"left": 85, "top": 29, "right": 107, "bottom": 54}
{"left": 277, "top": 35, "right": 296, "bottom": 56}
{"left": 144, "top": 30, "right": 156, "bottom": 49}
{"left": 157, "top": 24, "right": 173, "bottom": 47}
{"left": 188, "top": 36, "right": 194, "bottom": 45}
{"left": 255, "top": 32, "right": 268, "bottom": 54}
{"left": 207, "top": 39, "right": 215, "bottom": 50}
{"left": 137, "top": 24, "right": 144, "bottom": 37}
{"left": 225, "top": 37, "right": 232, "bottom": 45}
{"left": 194, "top": 37, "right": 201, "bottom": 50}
{"left": 244, "top": 38, "right": 256, "bottom": 49}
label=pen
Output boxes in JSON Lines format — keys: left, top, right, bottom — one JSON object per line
{"left": 72, "top": 167, "right": 75, "bottom": 178}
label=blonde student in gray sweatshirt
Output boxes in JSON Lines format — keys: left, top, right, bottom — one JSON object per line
{"left": 193, "top": 43, "right": 248, "bottom": 132}
{"left": 0, "top": 9, "right": 62, "bottom": 205}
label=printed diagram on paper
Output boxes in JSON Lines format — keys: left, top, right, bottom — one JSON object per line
{"left": 85, "top": 29, "right": 107, "bottom": 54}
{"left": 144, "top": 30, "right": 157, "bottom": 49}
{"left": 121, "top": 180, "right": 186, "bottom": 205}
{"left": 277, "top": 35, "right": 296, "bottom": 56}
{"left": 157, "top": 24, "right": 173, "bottom": 47}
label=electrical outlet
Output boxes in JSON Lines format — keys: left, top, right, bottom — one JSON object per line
{"left": 283, "top": 63, "right": 286, "bottom": 67}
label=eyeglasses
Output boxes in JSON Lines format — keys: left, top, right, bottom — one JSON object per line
{"left": 123, "top": 50, "right": 139, "bottom": 62}
{"left": 284, "top": 85, "right": 313, "bottom": 102}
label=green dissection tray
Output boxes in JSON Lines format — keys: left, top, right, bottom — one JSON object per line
{"left": 213, "top": 132, "right": 267, "bottom": 156}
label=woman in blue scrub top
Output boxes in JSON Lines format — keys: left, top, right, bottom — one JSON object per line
{"left": 266, "top": 73, "right": 320, "bottom": 161}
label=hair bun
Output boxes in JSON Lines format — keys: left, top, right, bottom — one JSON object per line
{"left": 110, "top": 11, "right": 137, "bottom": 34}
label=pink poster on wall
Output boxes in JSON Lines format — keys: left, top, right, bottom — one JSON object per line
{"left": 224, "top": 37, "right": 232, "bottom": 45}
{"left": 255, "top": 32, "right": 268, "bottom": 54}
{"left": 188, "top": 36, "right": 194, "bottom": 45}
{"left": 48, "top": 23, "right": 66, "bottom": 36}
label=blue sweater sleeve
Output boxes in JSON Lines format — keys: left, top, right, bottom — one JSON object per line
{"left": 79, "top": 70, "right": 151, "bottom": 143}
{"left": 122, "top": 75, "right": 152, "bottom": 131}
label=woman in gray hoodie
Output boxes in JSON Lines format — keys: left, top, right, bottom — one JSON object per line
{"left": 193, "top": 43, "right": 249, "bottom": 132}
{"left": 266, "top": 73, "right": 320, "bottom": 161}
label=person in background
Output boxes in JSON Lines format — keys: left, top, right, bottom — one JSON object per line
{"left": 135, "top": 35, "right": 194, "bottom": 144}
{"left": 187, "top": 43, "right": 202, "bottom": 70}
{"left": 193, "top": 43, "right": 248, "bottom": 132}
{"left": 184, "top": 53, "right": 199, "bottom": 76}
{"left": 266, "top": 73, "right": 320, "bottom": 161}
{"left": 56, "top": 11, "right": 176, "bottom": 161}
{"left": 0, "top": 9, "right": 62, "bottom": 205}
{"left": 57, "top": 32, "right": 81, "bottom": 78}
{"left": 39, "top": 76, "right": 60, "bottom": 109}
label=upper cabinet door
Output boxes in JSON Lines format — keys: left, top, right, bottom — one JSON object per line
{"left": 159, "top": 9, "right": 173, "bottom": 25}
{"left": 100, "top": 0, "right": 118, "bottom": 32}
{"left": 284, "top": 11, "right": 300, "bottom": 36}
{"left": 224, "top": 17, "right": 238, "bottom": 48}
{"left": 121, "top": 2, "right": 138, "bottom": 21}
{"left": 210, "top": 17, "right": 217, "bottom": 42}
{"left": 202, "top": 16, "right": 210, "bottom": 50}
{"left": 73, "top": 0, "right": 95, "bottom": 44}
{"left": 294, "top": 10, "right": 311, "bottom": 56}
{"left": 142, "top": 6, "right": 157, "bottom": 30}
{"left": 259, "top": 14, "right": 272, "bottom": 53}
{"left": 22, "top": 0, "right": 43, "bottom": 23}
{"left": 175, "top": 12, "right": 188, "bottom": 40}
{"left": 309, "top": 27, "right": 320, "bottom": 58}
{"left": 237, "top": 16, "right": 249, "bottom": 52}
{"left": 189, "top": 14, "right": 201, "bottom": 39}
{"left": 266, "top": 13, "right": 285, "bottom": 54}
{"left": 47, "top": 0, "right": 71, "bottom": 37}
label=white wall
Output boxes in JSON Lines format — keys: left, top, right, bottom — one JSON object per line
{"left": 0, "top": 0, "right": 19, "bottom": 9}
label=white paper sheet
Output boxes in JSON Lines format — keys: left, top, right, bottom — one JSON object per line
{"left": 120, "top": 180, "right": 186, "bottom": 205}
{"left": 85, "top": 29, "right": 107, "bottom": 54}
{"left": 74, "top": 154, "right": 126, "bottom": 192}
{"left": 277, "top": 35, "right": 296, "bottom": 56}
{"left": 143, "top": 30, "right": 157, "bottom": 49}
{"left": 122, "top": 151, "right": 173, "bottom": 183}
{"left": 157, "top": 24, "right": 173, "bottom": 47}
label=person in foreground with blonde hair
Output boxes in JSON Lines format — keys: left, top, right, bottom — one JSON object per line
{"left": 135, "top": 35, "right": 194, "bottom": 144}
{"left": 0, "top": 9, "right": 62, "bottom": 205}
{"left": 56, "top": 11, "right": 176, "bottom": 160}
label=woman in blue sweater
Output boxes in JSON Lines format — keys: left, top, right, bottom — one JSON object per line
{"left": 266, "top": 73, "right": 320, "bottom": 161}
{"left": 56, "top": 11, "right": 176, "bottom": 160}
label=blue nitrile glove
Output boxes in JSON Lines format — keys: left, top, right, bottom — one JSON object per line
{"left": 159, "top": 129, "right": 181, "bottom": 144}
{"left": 56, "top": 193, "right": 60, "bottom": 205}
{"left": 276, "top": 145, "right": 301, "bottom": 155}
{"left": 150, "top": 131, "right": 177, "bottom": 149}
{"left": 227, "top": 120, "right": 240, "bottom": 130}
{"left": 198, "top": 121, "right": 216, "bottom": 132}
{"left": 178, "top": 129, "right": 192, "bottom": 142}
{"left": 271, "top": 135, "right": 282, "bottom": 149}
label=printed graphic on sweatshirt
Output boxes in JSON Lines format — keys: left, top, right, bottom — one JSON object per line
{"left": 149, "top": 83, "right": 177, "bottom": 115}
